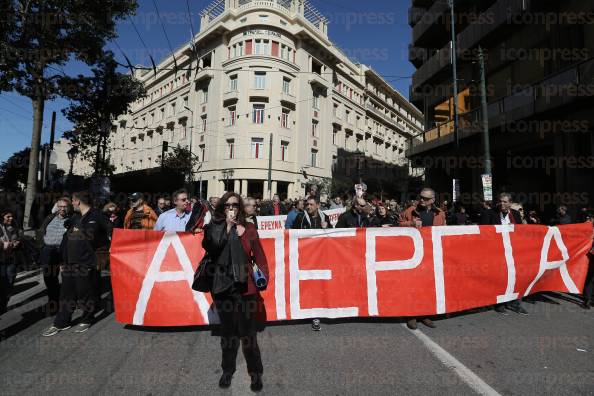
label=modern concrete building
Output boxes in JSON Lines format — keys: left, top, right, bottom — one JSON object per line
{"left": 112, "top": 0, "right": 424, "bottom": 199}
{"left": 407, "top": 0, "right": 594, "bottom": 213}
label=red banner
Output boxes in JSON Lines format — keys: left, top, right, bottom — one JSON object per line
{"left": 110, "top": 224, "right": 593, "bottom": 327}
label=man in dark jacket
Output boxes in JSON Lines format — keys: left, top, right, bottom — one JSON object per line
{"left": 42, "top": 191, "right": 112, "bottom": 336}
{"left": 292, "top": 196, "right": 329, "bottom": 331}
{"left": 480, "top": 192, "right": 528, "bottom": 316}
{"left": 480, "top": 193, "right": 523, "bottom": 226}
{"left": 38, "top": 197, "right": 72, "bottom": 314}
{"left": 335, "top": 197, "right": 372, "bottom": 229}
{"left": 260, "top": 194, "right": 288, "bottom": 216}
{"left": 550, "top": 205, "right": 572, "bottom": 225}
{"left": 292, "top": 197, "right": 329, "bottom": 230}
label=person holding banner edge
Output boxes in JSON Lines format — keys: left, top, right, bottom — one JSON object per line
{"left": 398, "top": 187, "right": 442, "bottom": 330}
{"left": 291, "top": 196, "right": 331, "bottom": 331}
{"left": 480, "top": 192, "right": 529, "bottom": 316}
{"left": 202, "top": 192, "right": 269, "bottom": 392}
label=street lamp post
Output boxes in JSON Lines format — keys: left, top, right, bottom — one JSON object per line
{"left": 184, "top": 106, "right": 195, "bottom": 195}
{"left": 448, "top": 0, "right": 460, "bottom": 148}
{"left": 66, "top": 146, "right": 78, "bottom": 192}
{"left": 222, "top": 169, "right": 234, "bottom": 192}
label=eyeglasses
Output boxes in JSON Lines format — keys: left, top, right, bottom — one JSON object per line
{"left": 224, "top": 203, "right": 240, "bottom": 209}
{"left": 420, "top": 196, "right": 433, "bottom": 201}
{"left": 178, "top": 198, "right": 188, "bottom": 202}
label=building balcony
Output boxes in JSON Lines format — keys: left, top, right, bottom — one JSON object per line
{"left": 365, "top": 103, "right": 403, "bottom": 133}
{"left": 249, "top": 87, "right": 271, "bottom": 99}
{"left": 408, "top": 6, "right": 425, "bottom": 27}
{"left": 332, "top": 116, "right": 343, "bottom": 129}
{"left": 195, "top": 68, "right": 215, "bottom": 83}
{"left": 406, "top": 57, "right": 594, "bottom": 157}
{"left": 411, "top": 42, "right": 451, "bottom": 92}
{"left": 223, "top": 90, "right": 240, "bottom": 104}
{"left": 279, "top": 91, "right": 297, "bottom": 106}
{"left": 408, "top": 44, "right": 427, "bottom": 68}
{"left": 457, "top": 0, "right": 531, "bottom": 52}
{"left": 308, "top": 73, "right": 330, "bottom": 90}
{"left": 411, "top": 0, "right": 449, "bottom": 48}
{"left": 200, "top": 0, "right": 328, "bottom": 37}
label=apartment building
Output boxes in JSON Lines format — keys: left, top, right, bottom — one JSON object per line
{"left": 407, "top": 0, "right": 594, "bottom": 211}
{"left": 112, "top": 0, "right": 424, "bottom": 199}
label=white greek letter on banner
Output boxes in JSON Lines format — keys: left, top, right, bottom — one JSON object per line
{"left": 495, "top": 224, "right": 519, "bottom": 303}
{"left": 432, "top": 226, "right": 481, "bottom": 314}
{"left": 289, "top": 229, "right": 359, "bottom": 319}
{"left": 365, "top": 227, "right": 424, "bottom": 316}
{"left": 524, "top": 226, "right": 579, "bottom": 296}
{"left": 132, "top": 232, "right": 211, "bottom": 325}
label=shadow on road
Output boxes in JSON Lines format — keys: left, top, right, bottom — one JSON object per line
{"left": 0, "top": 274, "right": 114, "bottom": 343}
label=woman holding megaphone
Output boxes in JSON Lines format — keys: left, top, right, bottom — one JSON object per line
{"left": 202, "top": 192, "right": 269, "bottom": 392}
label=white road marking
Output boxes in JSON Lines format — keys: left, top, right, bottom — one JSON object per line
{"left": 404, "top": 325, "right": 502, "bottom": 396}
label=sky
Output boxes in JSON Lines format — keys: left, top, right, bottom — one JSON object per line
{"left": 0, "top": 0, "right": 415, "bottom": 163}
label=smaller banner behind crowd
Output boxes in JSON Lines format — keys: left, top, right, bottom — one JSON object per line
{"left": 110, "top": 224, "right": 593, "bottom": 327}
{"left": 256, "top": 208, "right": 346, "bottom": 230}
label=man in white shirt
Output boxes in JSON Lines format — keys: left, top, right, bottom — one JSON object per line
{"left": 154, "top": 189, "right": 191, "bottom": 232}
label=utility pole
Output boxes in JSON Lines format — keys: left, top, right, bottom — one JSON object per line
{"left": 449, "top": 0, "right": 460, "bottom": 148}
{"left": 23, "top": 98, "right": 44, "bottom": 230}
{"left": 267, "top": 133, "right": 273, "bottom": 199}
{"left": 478, "top": 46, "right": 492, "bottom": 176}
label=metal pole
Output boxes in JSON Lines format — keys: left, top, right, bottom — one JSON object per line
{"left": 267, "top": 133, "right": 273, "bottom": 199}
{"left": 449, "top": 0, "right": 460, "bottom": 148}
{"left": 479, "top": 46, "right": 492, "bottom": 176}
{"left": 184, "top": 106, "right": 194, "bottom": 196}
{"left": 188, "top": 123, "right": 193, "bottom": 192}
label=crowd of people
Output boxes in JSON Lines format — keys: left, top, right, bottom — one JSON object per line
{"left": 0, "top": 185, "right": 593, "bottom": 392}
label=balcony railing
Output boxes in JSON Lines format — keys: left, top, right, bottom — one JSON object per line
{"left": 458, "top": 0, "right": 531, "bottom": 51}
{"left": 412, "top": 0, "right": 533, "bottom": 91}
{"left": 200, "top": 0, "right": 327, "bottom": 34}
{"left": 412, "top": 0, "right": 448, "bottom": 46}
{"left": 411, "top": 42, "right": 451, "bottom": 90}
{"left": 407, "top": 56, "right": 594, "bottom": 156}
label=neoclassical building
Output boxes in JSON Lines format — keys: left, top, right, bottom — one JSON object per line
{"left": 111, "top": 0, "right": 423, "bottom": 198}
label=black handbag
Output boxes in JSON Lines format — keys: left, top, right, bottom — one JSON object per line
{"left": 192, "top": 254, "right": 212, "bottom": 292}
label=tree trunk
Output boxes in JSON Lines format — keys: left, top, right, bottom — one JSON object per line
{"left": 23, "top": 96, "right": 44, "bottom": 229}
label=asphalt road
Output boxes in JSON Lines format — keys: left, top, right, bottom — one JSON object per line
{"left": 1, "top": 270, "right": 593, "bottom": 396}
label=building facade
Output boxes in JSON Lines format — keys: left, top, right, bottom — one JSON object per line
{"left": 51, "top": 138, "right": 94, "bottom": 177}
{"left": 407, "top": 0, "right": 594, "bottom": 214}
{"left": 112, "top": 0, "right": 424, "bottom": 199}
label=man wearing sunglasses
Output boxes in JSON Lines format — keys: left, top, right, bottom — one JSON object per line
{"left": 37, "top": 197, "right": 72, "bottom": 314}
{"left": 398, "top": 188, "right": 445, "bottom": 330}
{"left": 154, "top": 189, "right": 192, "bottom": 232}
{"left": 291, "top": 196, "right": 329, "bottom": 331}
{"left": 335, "top": 197, "right": 372, "bottom": 229}
{"left": 398, "top": 188, "right": 446, "bottom": 228}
